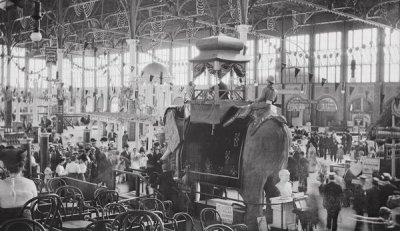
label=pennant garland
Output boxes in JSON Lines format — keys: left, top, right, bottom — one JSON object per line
{"left": 281, "top": 63, "right": 286, "bottom": 72}
{"left": 321, "top": 78, "right": 327, "bottom": 86}
{"left": 335, "top": 83, "right": 340, "bottom": 91}
{"left": 308, "top": 73, "right": 313, "bottom": 82}
{"left": 349, "top": 86, "right": 355, "bottom": 95}
{"left": 294, "top": 67, "right": 300, "bottom": 77}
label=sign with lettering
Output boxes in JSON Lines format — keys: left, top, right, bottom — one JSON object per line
{"left": 362, "top": 158, "right": 380, "bottom": 175}
{"left": 216, "top": 203, "right": 233, "bottom": 224}
{"left": 45, "top": 47, "right": 57, "bottom": 65}
{"left": 316, "top": 97, "right": 337, "bottom": 112}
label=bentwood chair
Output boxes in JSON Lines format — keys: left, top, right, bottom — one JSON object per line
{"left": 83, "top": 219, "right": 113, "bottom": 231}
{"left": 139, "top": 198, "right": 176, "bottom": 222}
{"left": 200, "top": 208, "right": 222, "bottom": 230}
{"left": 112, "top": 210, "right": 164, "bottom": 231}
{"left": 172, "top": 212, "right": 198, "bottom": 231}
{"left": 19, "top": 194, "right": 62, "bottom": 230}
{"left": 0, "top": 218, "right": 46, "bottom": 231}
{"left": 32, "top": 178, "right": 45, "bottom": 193}
{"left": 102, "top": 203, "right": 127, "bottom": 219}
{"left": 47, "top": 177, "right": 67, "bottom": 193}
{"left": 204, "top": 224, "right": 234, "bottom": 231}
{"left": 93, "top": 190, "right": 119, "bottom": 209}
{"left": 55, "top": 185, "right": 100, "bottom": 230}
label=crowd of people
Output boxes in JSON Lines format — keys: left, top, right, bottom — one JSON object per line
{"left": 287, "top": 127, "right": 399, "bottom": 231}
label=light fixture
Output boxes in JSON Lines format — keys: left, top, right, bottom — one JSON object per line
{"left": 300, "top": 84, "right": 304, "bottom": 94}
{"left": 341, "top": 83, "right": 345, "bottom": 94}
{"left": 30, "top": 30, "right": 42, "bottom": 42}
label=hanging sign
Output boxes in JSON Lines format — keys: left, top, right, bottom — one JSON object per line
{"left": 287, "top": 97, "right": 308, "bottom": 111}
{"left": 45, "top": 48, "right": 57, "bottom": 65}
{"left": 216, "top": 203, "right": 233, "bottom": 224}
{"left": 316, "top": 98, "right": 337, "bottom": 112}
{"left": 362, "top": 158, "right": 381, "bottom": 176}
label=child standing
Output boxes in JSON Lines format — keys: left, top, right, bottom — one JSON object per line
{"left": 337, "top": 145, "right": 344, "bottom": 163}
{"left": 44, "top": 163, "right": 53, "bottom": 184}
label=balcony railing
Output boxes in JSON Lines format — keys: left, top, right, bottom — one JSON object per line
{"left": 193, "top": 89, "right": 245, "bottom": 101}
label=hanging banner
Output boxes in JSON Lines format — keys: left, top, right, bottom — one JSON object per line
{"left": 45, "top": 47, "right": 57, "bottom": 65}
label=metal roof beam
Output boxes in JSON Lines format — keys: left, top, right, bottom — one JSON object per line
{"left": 287, "top": 0, "right": 399, "bottom": 30}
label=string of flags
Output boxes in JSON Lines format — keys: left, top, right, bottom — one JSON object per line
{"left": 11, "top": 59, "right": 46, "bottom": 75}
{"left": 70, "top": 56, "right": 119, "bottom": 71}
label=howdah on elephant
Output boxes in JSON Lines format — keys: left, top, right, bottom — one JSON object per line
{"left": 163, "top": 101, "right": 291, "bottom": 229}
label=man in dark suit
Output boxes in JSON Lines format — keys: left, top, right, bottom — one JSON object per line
{"left": 366, "top": 178, "right": 382, "bottom": 218}
{"left": 322, "top": 173, "right": 343, "bottom": 231}
{"left": 120, "top": 144, "right": 131, "bottom": 170}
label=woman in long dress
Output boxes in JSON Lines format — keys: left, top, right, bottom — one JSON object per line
{"left": 307, "top": 143, "right": 318, "bottom": 173}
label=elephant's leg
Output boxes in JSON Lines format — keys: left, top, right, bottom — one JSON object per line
{"left": 242, "top": 169, "right": 276, "bottom": 230}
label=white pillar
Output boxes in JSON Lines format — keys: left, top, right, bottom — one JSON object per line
{"left": 47, "top": 64, "right": 53, "bottom": 116}
{"left": 236, "top": 24, "right": 251, "bottom": 43}
{"left": 148, "top": 123, "right": 154, "bottom": 150}
{"left": 135, "top": 121, "right": 140, "bottom": 150}
{"left": 57, "top": 49, "right": 63, "bottom": 83}
{"left": 16, "top": 101, "right": 20, "bottom": 122}
{"left": 33, "top": 79, "right": 39, "bottom": 126}
{"left": 126, "top": 39, "right": 138, "bottom": 85}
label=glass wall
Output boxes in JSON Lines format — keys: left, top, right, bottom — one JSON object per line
{"left": 347, "top": 28, "right": 377, "bottom": 82}
{"left": 283, "top": 34, "right": 310, "bottom": 83}
{"left": 314, "top": 32, "right": 342, "bottom": 83}
{"left": 258, "top": 38, "right": 281, "bottom": 84}
{"left": 384, "top": 29, "right": 400, "bottom": 82}
{"left": 172, "top": 46, "right": 189, "bottom": 86}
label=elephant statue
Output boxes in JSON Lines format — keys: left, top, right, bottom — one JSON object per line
{"left": 163, "top": 102, "right": 291, "bottom": 229}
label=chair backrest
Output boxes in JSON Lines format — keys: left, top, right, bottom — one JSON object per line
{"left": 19, "top": 194, "right": 62, "bottom": 230}
{"left": 173, "top": 212, "right": 197, "bottom": 231}
{"left": 200, "top": 208, "right": 222, "bottom": 230}
{"left": 139, "top": 198, "right": 167, "bottom": 216}
{"left": 47, "top": 177, "right": 67, "bottom": 193}
{"left": 102, "top": 203, "right": 127, "bottom": 219}
{"left": 32, "top": 178, "right": 45, "bottom": 193}
{"left": 0, "top": 218, "right": 46, "bottom": 231}
{"left": 204, "top": 224, "right": 234, "bottom": 231}
{"left": 83, "top": 219, "right": 113, "bottom": 231}
{"left": 112, "top": 210, "right": 164, "bottom": 231}
{"left": 55, "top": 185, "right": 86, "bottom": 219}
{"left": 94, "top": 187, "right": 108, "bottom": 198}
{"left": 94, "top": 190, "right": 119, "bottom": 208}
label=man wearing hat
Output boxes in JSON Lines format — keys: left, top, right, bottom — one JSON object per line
{"left": 223, "top": 75, "right": 278, "bottom": 125}
{"left": 321, "top": 172, "right": 343, "bottom": 231}
{"left": 255, "top": 76, "right": 278, "bottom": 105}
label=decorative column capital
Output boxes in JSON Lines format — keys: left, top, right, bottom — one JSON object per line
{"left": 236, "top": 24, "right": 251, "bottom": 42}
{"left": 126, "top": 39, "right": 139, "bottom": 46}
{"left": 40, "top": 133, "right": 51, "bottom": 138}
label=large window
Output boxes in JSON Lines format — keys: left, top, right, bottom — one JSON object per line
{"left": 314, "top": 32, "right": 342, "bottom": 83}
{"left": 97, "top": 54, "right": 108, "bottom": 88}
{"left": 72, "top": 56, "right": 82, "bottom": 88}
{"left": 284, "top": 34, "right": 309, "bottom": 83}
{"left": 172, "top": 46, "right": 189, "bottom": 86}
{"left": 347, "top": 28, "right": 377, "bottom": 82}
{"left": 109, "top": 54, "right": 121, "bottom": 88}
{"left": 84, "top": 56, "right": 95, "bottom": 89}
{"left": 9, "top": 47, "right": 26, "bottom": 88}
{"left": 258, "top": 38, "right": 281, "bottom": 84}
{"left": 384, "top": 29, "right": 400, "bottom": 82}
